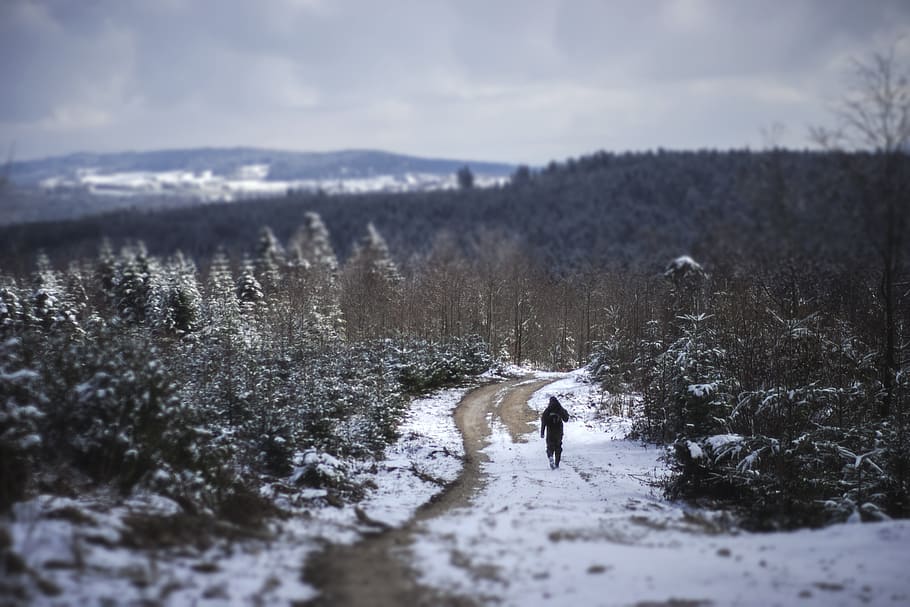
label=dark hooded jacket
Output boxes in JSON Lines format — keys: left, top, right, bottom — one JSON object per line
{"left": 540, "top": 397, "right": 569, "bottom": 441}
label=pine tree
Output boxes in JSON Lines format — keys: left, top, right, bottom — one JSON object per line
{"left": 358, "top": 222, "right": 402, "bottom": 285}
{"left": 287, "top": 212, "right": 344, "bottom": 344}
{"left": 341, "top": 222, "right": 402, "bottom": 339}
{"left": 650, "top": 313, "right": 733, "bottom": 441}
{"left": 96, "top": 238, "right": 118, "bottom": 303}
{"left": 162, "top": 251, "right": 202, "bottom": 336}
{"left": 29, "top": 252, "right": 78, "bottom": 332}
{"left": 254, "top": 226, "right": 285, "bottom": 296}
{"left": 196, "top": 249, "right": 249, "bottom": 426}
{"left": 0, "top": 336, "right": 43, "bottom": 510}
{"left": 63, "top": 260, "right": 93, "bottom": 324}
{"left": 288, "top": 212, "right": 339, "bottom": 275}
{"left": 0, "top": 278, "right": 24, "bottom": 339}
{"left": 115, "top": 242, "right": 162, "bottom": 325}
{"left": 237, "top": 256, "right": 265, "bottom": 319}
{"left": 206, "top": 249, "right": 241, "bottom": 332}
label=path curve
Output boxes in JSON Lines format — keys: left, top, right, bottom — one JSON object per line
{"left": 302, "top": 377, "right": 553, "bottom": 607}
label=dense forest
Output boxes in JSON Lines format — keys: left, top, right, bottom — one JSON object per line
{"left": 2, "top": 137, "right": 908, "bottom": 535}
{"left": 0, "top": 148, "right": 867, "bottom": 274}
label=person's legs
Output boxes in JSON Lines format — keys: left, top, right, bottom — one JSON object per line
{"left": 546, "top": 439, "right": 556, "bottom": 469}
{"left": 550, "top": 431, "right": 564, "bottom": 468}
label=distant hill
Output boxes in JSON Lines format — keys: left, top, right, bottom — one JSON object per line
{"left": 7, "top": 147, "right": 516, "bottom": 184}
{"left": 0, "top": 148, "right": 517, "bottom": 225}
{"left": 0, "top": 149, "right": 880, "bottom": 277}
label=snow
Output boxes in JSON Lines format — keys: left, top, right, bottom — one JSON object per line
{"left": 18, "top": 433, "right": 41, "bottom": 449}
{"left": 686, "top": 439, "right": 705, "bottom": 460}
{"left": 406, "top": 371, "right": 910, "bottom": 607}
{"left": 357, "top": 386, "right": 469, "bottom": 527}
{"left": 706, "top": 433, "right": 743, "bottom": 451}
{"left": 5, "top": 371, "right": 910, "bottom": 606}
{"left": 666, "top": 255, "right": 705, "bottom": 274}
{"left": 688, "top": 381, "right": 717, "bottom": 397}
{"left": 39, "top": 166, "right": 510, "bottom": 201}
{"left": 2, "top": 384, "right": 476, "bottom": 605}
{"left": 234, "top": 164, "right": 270, "bottom": 180}
{"left": 6, "top": 491, "right": 325, "bottom": 606}
{"left": 1, "top": 368, "right": 40, "bottom": 382}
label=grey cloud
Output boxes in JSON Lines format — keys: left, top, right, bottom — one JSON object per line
{"left": 1, "top": 0, "right": 908, "bottom": 162}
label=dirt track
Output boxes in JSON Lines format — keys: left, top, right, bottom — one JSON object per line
{"left": 301, "top": 377, "right": 552, "bottom": 607}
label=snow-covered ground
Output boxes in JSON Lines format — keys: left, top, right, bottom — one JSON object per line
{"left": 5, "top": 371, "right": 910, "bottom": 605}
{"left": 39, "top": 166, "right": 509, "bottom": 201}
{"left": 409, "top": 371, "right": 910, "bottom": 607}
{"left": 358, "top": 386, "right": 468, "bottom": 527}
{"left": 2, "top": 385, "right": 476, "bottom": 605}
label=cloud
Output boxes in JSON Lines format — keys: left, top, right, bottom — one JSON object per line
{"left": 1, "top": 0, "right": 908, "bottom": 162}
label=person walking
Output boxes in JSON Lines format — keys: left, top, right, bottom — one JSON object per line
{"left": 540, "top": 396, "right": 569, "bottom": 469}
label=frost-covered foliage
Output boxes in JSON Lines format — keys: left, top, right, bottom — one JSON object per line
{"left": 393, "top": 335, "right": 492, "bottom": 394}
{"left": 179, "top": 335, "right": 490, "bottom": 475}
{"left": 6, "top": 322, "right": 225, "bottom": 510}
{"left": 236, "top": 255, "right": 265, "bottom": 318}
{"left": 160, "top": 251, "right": 202, "bottom": 335}
{"left": 0, "top": 282, "right": 25, "bottom": 338}
{"left": 254, "top": 226, "right": 285, "bottom": 295}
{"left": 615, "top": 276, "right": 910, "bottom": 528}
{"left": 285, "top": 212, "right": 345, "bottom": 344}
{"left": 637, "top": 313, "right": 734, "bottom": 442}
{"left": 288, "top": 211, "right": 339, "bottom": 275}
{"left": 56, "top": 330, "right": 200, "bottom": 489}
{"left": 0, "top": 337, "right": 44, "bottom": 509}
{"left": 0, "top": 219, "right": 493, "bottom": 517}
{"left": 29, "top": 253, "right": 81, "bottom": 333}
{"left": 114, "top": 242, "right": 160, "bottom": 324}
{"left": 587, "top": 307, "right": 640, "bottom": 393}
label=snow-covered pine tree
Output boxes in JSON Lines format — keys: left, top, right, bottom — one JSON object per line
{"left": 357, "top": 222, "right": 402, "bottom": 285}
{"left": 341, "top": 222, "right": 402, "bottom": 339}
{"left": 235, "top": 254, "right": 266, "bottom": 353}
{"left": 0, "top": 277, "right": 24, "bottom": 339}
{"left": 288, "top": 212, "right": 339, "bottom": 275}
{"left": 664, "top": 255, "right": 707, "bottom": 314}
{"left": 237, "top": 255, "right": 265, "bottom": 318}
{"left": 94, "top": 238, "right": 118, "bottom": 316}
{"left": 286, "top": 212, "right": 344, "bottom": 346}
{"left": 189, "top": 249, "right": 249, "bottom": 427}
{"left": 63, "top": 260, "right": 94, "bottom": 326}
{"left": 29, "top": 252, "right": 78, "bottom": 332}
{"left": 254, "top": 226, "right": 285, "bottom": 296}
{"left": 651, "top": 312, "right": 733, "bottom": 441}
{"left": 161, "top": 251, "right": 202, "bottom": 336}
{"left": 205, "top": 249, "right": 241, "bottom": 333}
{"left": 0, "top": 336, "right": 43, "bottom": 510}
{"left": 115, "top": 242, "right": 164, "bottom": 326}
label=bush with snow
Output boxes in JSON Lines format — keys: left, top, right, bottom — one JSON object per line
{"left": 656, "top": 309, "right": 909, "bottom": 528}
{"left": 0, "top": 338, "right": 45, "bottom": 510}
{"left": 637, "top": 313, "right": 734, "bottom": 442}
{"left": 394, "top": 335, "right": 492, "bottom": 394}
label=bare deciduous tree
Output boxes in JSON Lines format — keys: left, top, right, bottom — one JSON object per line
{"left": 813, "top": 43, "right": 910, "bottom": 417}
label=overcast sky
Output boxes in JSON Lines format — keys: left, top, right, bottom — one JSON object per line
{"left": 2, "top": 0, "right": 909, "bottom": 164}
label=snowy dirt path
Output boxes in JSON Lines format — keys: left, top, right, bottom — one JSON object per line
{"left": 302, "top": 372, "right": 910, "bottom": 607}
{"left": 301, "top": 377, "right": 553, "bottom": 606}
{"left": 408, "top": 373, "right": 910, "bottom": 607}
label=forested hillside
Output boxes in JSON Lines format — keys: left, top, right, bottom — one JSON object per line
{"left": 0, "top": 149, "right": 870, "bottom": 274}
